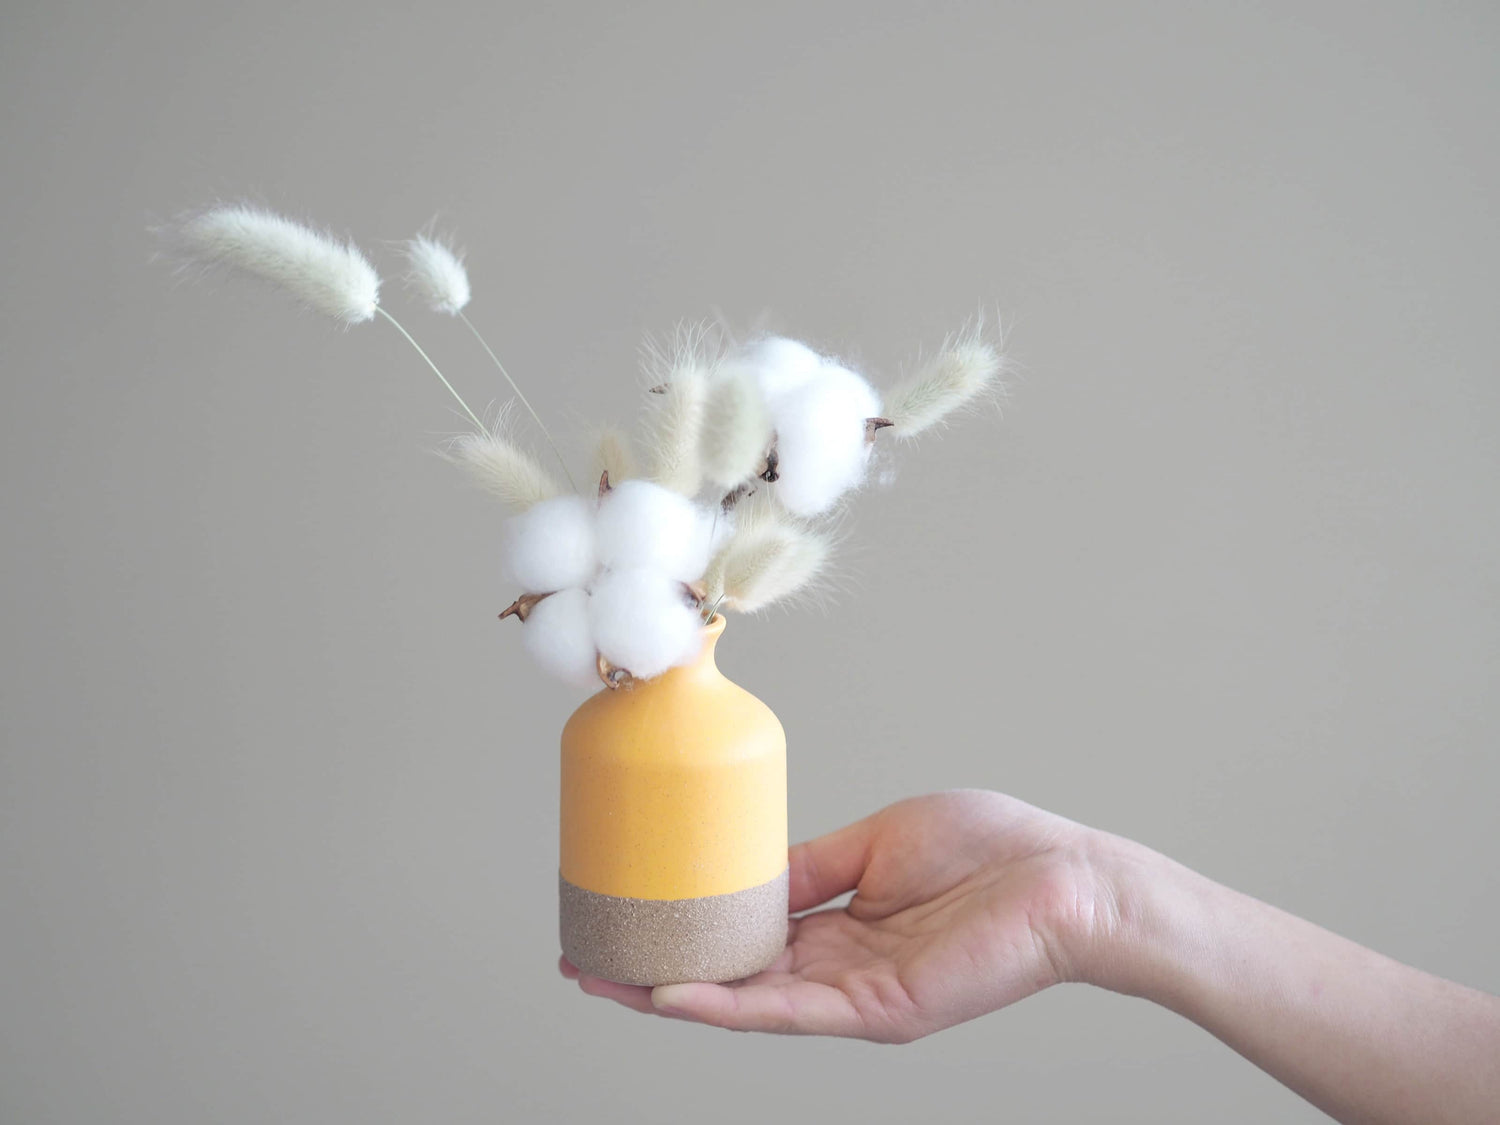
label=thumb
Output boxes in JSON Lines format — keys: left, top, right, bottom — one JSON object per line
{"left": 788, "top": 812, "right": 877, "bottom": 913}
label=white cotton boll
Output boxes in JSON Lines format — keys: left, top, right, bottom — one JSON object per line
{"left": 595, "top": 479, "right": 715, "bottom": 582}
{"left": 771, "top": 364, "right": 882, "bottom": 516}
{"left": 502, "top": 495, "right": 598, "bottom": 593}
{"left": 169, "top": 205, "right": 381, "bottom": 325}
{"left": 521, "top": 588, "right": 599, "bottom": 687}
{"left": 741, "top": 336, "right": 827, "bottom": 408}
{"left": 588, "top": 568, "right": 703, "bottom": 680}
{"left": 401, "top": 234, "right": 471, "bottom": 315}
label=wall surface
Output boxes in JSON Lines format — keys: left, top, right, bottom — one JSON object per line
{"left": 2, "top": 2, "right": 1496, "bottom": 1121}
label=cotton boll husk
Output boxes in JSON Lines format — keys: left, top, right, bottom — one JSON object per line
{"left": 595, "top": 479, "right": 715, "bottom": 582}
{"left": 170, "top": 205, "right": 380, "bottom": 325}
{"left": 447, "top": 427, "right": 563, "bottom": 510}
{"left": 501, "top": 495, "right": 598, "bottom": 593}
{"left": 588, "top": 568, "right": 703, "bottom": 680}
{"left": 770, "top": 364, "right": 883, "bottom": 516}
{"left": 720, "top": 521, "right": 832, "bottom": 613}
{"left": 521, "top": 588, "right": 599, "bottom": 687}
{"left": 699, "top": 367, "right": 772, "bottom": 488}
{"left": 884, "top": 334, "right": 1003, "bottom": 438}
{"left": 401, "top": 234, "right": 470, "bottom": 315}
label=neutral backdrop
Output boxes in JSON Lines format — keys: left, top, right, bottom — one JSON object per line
{"left": 2, "top": 2, "right": 1496, "bottom": 1122}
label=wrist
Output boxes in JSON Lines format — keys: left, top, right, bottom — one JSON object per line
{"left": 1053, "top": 828, "right": 1213, "bottom": 1002}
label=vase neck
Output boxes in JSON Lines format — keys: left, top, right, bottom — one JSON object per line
{"left": 688, "top": 614, "right": 726, "bottom": 678}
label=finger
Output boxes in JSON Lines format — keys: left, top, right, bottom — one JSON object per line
{"left": 558, "top": 956, "right": 580, "bottom": 980}
{"left": 788, "top": 814, "right": 878, "bottom": 913}
{"left": 650, "top": 979, "right": 864, "bottom": 1037}
{"left": 577, "top": 973, "right": 658, "bottom": 1015}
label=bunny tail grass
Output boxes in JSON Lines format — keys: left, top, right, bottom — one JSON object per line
{"left": 884, "top": 323, "right": 1006, "bottom": 439}
{"left": 592, "top": 426, "right": 639, "bottom": 485}
{"left": 446, "top": 415, "right": 564, "bottom": 510}
{"left": 168, "top": 204, "right": 381, "bottom": 325}
{"left": 374, "top": 307, "right": 486, "bottom": 432}
{"left": 705, "top": 512, "right": 831, "bottom": 612}
{"left": 641, "top": 323, "right": 718, "bottom": 496}
{"left": 699, "top": 366, "right": 771, "bottom": 489}
{"left": 401, "top": 235, "right": 471, "bottom": 315}
{"left": 702, "top": 498, "right": 834, "bottom": 618}
{"left": 456, "top": 309, "right": 574, "bottom": 490}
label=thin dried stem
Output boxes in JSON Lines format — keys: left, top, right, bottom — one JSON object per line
{"left": 457, "top": 309, "right": 575, "bottom": 489}
{"left": 376, "top": 307, "right": 486, "bottom": 432}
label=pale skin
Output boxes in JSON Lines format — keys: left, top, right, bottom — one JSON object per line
{"left": 560, "top": 789, "right": 1500, "bottom": 1125}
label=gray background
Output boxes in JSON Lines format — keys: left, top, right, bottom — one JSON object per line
{"left": 2, "top": 2, "right": 1496, "bottom": 1121}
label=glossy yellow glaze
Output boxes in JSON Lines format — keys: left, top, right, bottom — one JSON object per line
{"left": 560, "top": 616, "right": 787, "bottom": 900}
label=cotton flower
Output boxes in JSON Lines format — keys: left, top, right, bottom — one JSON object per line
{"left": 884, "top": 330, "right": 1003, "bottom": 438}
{"left": 169, "top": 205, "right": 380, "bottom": 325}
{"left": 520, "top": 588, "right": 599, "bottom": 687}
{"left": 742, "top": 336, "right": 825, "bottom": 408}
{"left": 588, "top": 568, "right": 702, "bottom": 679}
{"left": 595, "top": 479, "right": 715, "bottom": 582}
{"left": 401, "top": 234, "right": 471, "bottom": 315}
{"left": 502, "top": 495, "right": 598, "bottom": 593}
{"left": 770, "top": 363, "right": 882, "bottom": 516}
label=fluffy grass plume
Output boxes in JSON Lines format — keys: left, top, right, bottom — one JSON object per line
{"left": 401, "top": 234, "right": 471, "bottom": 314}
{"left": 715, "top": 518, "right": 831, "bottom": 612}
{"left": 446, "top": 409, "right": 563, "bottom": 510}
{"left": 641, "top": 323, "right": 719, "bottom": 496}
{"left": 169, "top": 204, "right": 380, "bottom": 325}
{"left": 884, "top": 323, "right": 1005, "bottom": 438}
{"left": 406, "top": 227, "right": 573, "bottom": 486}
{"left": 699, "top": 366, "right": 772, "bottom": 489}
{"left": 592, "top": 425, "right": 638, "bottom": 484}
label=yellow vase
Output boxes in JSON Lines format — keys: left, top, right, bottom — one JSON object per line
{"left": 559, "top": 615, "right": 788, "bottom": 985}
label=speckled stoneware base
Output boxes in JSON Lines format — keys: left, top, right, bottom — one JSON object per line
{"left": 560, "top": 868, "right": 789, "bottom": 986}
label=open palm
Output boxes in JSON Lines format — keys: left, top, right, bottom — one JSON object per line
{"left": 561, "top": 789, "right": 1109, "bottom": 1041}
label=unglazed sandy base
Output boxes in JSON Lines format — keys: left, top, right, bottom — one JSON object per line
{"left": 560, "top": 868, "right": 789, "bottom": 986}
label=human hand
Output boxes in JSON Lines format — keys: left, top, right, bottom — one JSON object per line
{"left": 560, "top": 788, "right": 1128, "bottom": 1041}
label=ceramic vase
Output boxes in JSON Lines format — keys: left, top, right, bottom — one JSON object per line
{"left": 558, "top": 615, "right": 788, "bottom": 985}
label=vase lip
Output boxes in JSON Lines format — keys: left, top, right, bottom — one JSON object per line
{"left": 703, "top": 613, "right": 726, "bottom": 639}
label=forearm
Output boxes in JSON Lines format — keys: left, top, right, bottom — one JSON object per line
{"left": 1083, "top": 837, "right": 1500, "bottom": 1125}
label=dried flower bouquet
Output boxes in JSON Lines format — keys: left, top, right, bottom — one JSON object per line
{"left": 159, "top": 205, "right": 1006, "bottom": 689}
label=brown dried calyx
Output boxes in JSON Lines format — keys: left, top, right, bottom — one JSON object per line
{"left": 498, "top": 591, "right": 553, "bottom": 623}
{"left": 597, "top": 654, "right": 635, "bottom": 691}
{"left": 758, "top": 437, "right": 780, "bottom": 482}
{"left": 866, "top": 417, "right": 894, "bottom": 442}
{"left": 721, "top": 481, "right": 756, "bottom": 511}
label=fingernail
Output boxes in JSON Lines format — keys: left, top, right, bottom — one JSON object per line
{"left": 651, "top": 984, "right": 688, "bottom": 1013}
